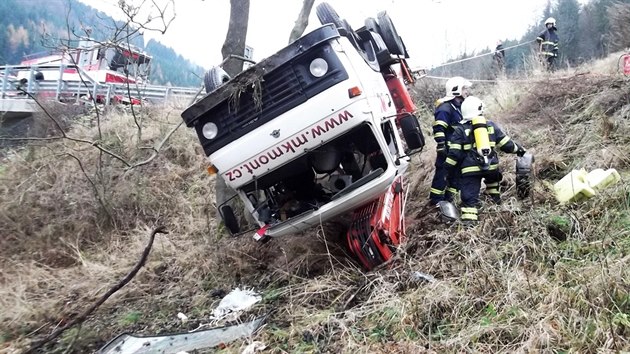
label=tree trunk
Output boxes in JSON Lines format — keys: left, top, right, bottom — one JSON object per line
{"left": 221, "top": 0, "right": 250, "bottom": 77}
{"left": 288, "top": 0, "right": 315, "bottom": 44}
{"left": 216, "top": 0, "right": 250, "bottom": 220}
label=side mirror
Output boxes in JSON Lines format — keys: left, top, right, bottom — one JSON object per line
{"left": 398, "top": 113, "right": 425, "bottom": 151}
{"left": 219, "top": 205, "right": 241, "bottom": 235}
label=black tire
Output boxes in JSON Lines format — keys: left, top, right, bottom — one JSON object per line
{"left": 204, "top": 67, "right": 230, "bottom": 94}
{"left": 316, "top": 2, "right": 344, "bottom": 28}
{"left": 365, "top": 17, "right": 381, "bottom": 34}
{"left": 220, "top": 205, "right": 241, "bottom": 235}
{"left": 516, "top": 174, "right": 532, "bottom": 199}
{"left": 399, "top": 114, "right": 425, "bottom": 150}
{"left": 377, "top": 11, "right": 405, "bottom": 55}
{"left": 341, "top": 19, "right": 361, "bottom": 50}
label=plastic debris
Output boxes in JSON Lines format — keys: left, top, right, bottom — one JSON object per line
{"left": 241, "top": 341, "right": 267, "bottom": 354}
{"left": 411, "top": 271, "right": 436, "bottom": 283}
{"left": 98, "top": 316, "right": 266, "bottom": 354}
{"left": 177, "top": 312, "right": 188, "bottom": 323}
{"left": 554, "top": 168, "right": 621, "bottom": 203}
{"left": 212, "top": 288, "right": 262, "bottom": 320}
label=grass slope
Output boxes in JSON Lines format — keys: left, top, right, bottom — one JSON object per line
{"left": 0, "top": 55, "right": 629, "bottom": 353}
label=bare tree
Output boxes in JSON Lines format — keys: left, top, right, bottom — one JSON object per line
{"left": 215, "top": 0, "right": 251, "bottom": 217}
{"left": 288, "top": 0, "right": 315, "bottom": 44}
{"left": 221, "top": 0, "right": 251, "bottom": 77}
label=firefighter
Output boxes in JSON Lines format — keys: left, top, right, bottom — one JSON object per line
{"left": 493, "top": 40, "right": 506, "bottom": 75}
{"left": 445, "top": 96, "right": 526, "bottom": 225}
{"left": 536, "top": 17, "right": 559, "bottom": 71}
{"left": 428, "top": 76, "right": 472, "bottom": 205}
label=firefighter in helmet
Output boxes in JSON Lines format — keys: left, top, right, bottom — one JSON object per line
{"left": 444, "top": 96, "right": 526, "bottom": 225}
{"left": 536, "top": 17, "right": 559, "bottom": 71}
{"left": 428, "top": 76, "right": 472, "bottom": 205}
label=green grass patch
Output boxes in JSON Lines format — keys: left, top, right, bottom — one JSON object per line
{"left": 118, "top": 311, "right": 142, "bottom": 326}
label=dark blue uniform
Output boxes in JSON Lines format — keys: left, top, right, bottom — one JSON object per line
{"left": 429, "top": 99, "right": 462, "bottom": 203}
{"left": 536, "top": 28, "right": 559, "bottom": 70}
{"left": 444, "top": 120, "right": 524, "bottom": 222}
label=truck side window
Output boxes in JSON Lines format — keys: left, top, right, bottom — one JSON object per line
{"left": 381, "top": 121, "right": 399, "bottom": 156}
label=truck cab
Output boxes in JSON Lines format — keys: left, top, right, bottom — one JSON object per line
{"left": 182, "top": 11, "right": 423, "bottom": 240}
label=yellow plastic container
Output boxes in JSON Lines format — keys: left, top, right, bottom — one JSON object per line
{"left": 553, "top": 169, "right": 597, "bottom": 203}
{"left": 586, "top": 168, "right": 621, "bottom": 190}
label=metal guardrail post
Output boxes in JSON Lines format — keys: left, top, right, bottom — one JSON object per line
{"left": 106, "top": 84, "right": 112, "bottom": 105}
{"left": 1, "top": 66, "right": 9, "bottom": 98}
{"left": 92, "top": 81, "right": 98, "bottom": 103}
{"left": 164, "top": 87, "right": 171, "bottom": 103}
{"left": 27, "top": 67, "right": 35, "bottom": 94}
{"left": 56, "top": 64, "right": 65, "bottom": 101}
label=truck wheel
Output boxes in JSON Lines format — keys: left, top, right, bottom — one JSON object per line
{"left": 316, "top": 2, "right": 344, "bottom": 28}
{"left": 220, "top": 205, "right": 241, "bottom": 235}
{"left": 377, "top": 11, "right": 405, "bottom": 56}
{"left": 204, "top": 67, "right": 230, "bottom": 94}
{"left": 341, "top": 19, "right": 361, "bottom": 51}
{"left": 365, "top": 17, "right": 381, "bottom": 34}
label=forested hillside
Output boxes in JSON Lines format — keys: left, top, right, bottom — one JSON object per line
{"left": 0, "top": 0, "right": 203, "bottom": 87}
{"left": 433, "top": 0, "right": 630, "bottom": 78}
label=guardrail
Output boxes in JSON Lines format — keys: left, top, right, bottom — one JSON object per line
{"left": 0, "top": 63, "right": 201, "bottom": 106}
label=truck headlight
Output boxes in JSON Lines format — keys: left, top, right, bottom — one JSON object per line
{"left": 202, "top": 122, "right": 218, "bottom": 139}
{"left": 309, "top": 58, "right": 328, "bottom": 78}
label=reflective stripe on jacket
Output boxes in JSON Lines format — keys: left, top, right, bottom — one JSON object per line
{"left": 536, "top": 29, "right": 559, "bottom": 57}
{"left": 433, "top": 100, "right": 463, "bottom": 146}
{"left": 445, "top": 120, "right": 522, "bottom": 176}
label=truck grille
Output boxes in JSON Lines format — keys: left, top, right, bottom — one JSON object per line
{"left": 192, "top": 42, "right": 348, "bottom": 156}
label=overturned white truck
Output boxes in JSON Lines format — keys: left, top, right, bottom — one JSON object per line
{"left": 181, "top": 4, "right": 424, "bottom": 269}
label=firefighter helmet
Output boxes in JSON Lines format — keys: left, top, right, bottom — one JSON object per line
{"left": 443, "top": 76, "right": 472, "bottom": 101}
{"left": 461, "top": 96, "right": 484, "bottom": 120}
{"left": 545, "top": 17, "right": 556, "bottom": 26}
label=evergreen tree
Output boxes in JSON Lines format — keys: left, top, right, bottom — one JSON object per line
{"left": 555, "top": 0, "right": 581, "bottom": 65}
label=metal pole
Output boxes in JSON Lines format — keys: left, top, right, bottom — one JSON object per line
{"left": 92, "top": 81, "right": 98, "bottom": 105}
{"left": 1, "top": 66, "right": 9, "bottom": 98}
{"left": 56, "top": 64, "right": 64, "bottom": 101}
{"left": 105, "top": 84, "right": 112, "bottom": 105}
{"left": 27, "top": 67, "right": 35, "bottom": 94}
{"left": 164, "top": 87, "right": 171, "bottom": 103}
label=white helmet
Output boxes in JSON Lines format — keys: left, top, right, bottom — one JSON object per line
{"left": 443, "top": 76, "right": 472, "bottom": 101}
{"left": 461, "top": 96, "right": 484, "bottom": 121}
{"left": 545, "top": 17, "right": 556, "bottom": 26}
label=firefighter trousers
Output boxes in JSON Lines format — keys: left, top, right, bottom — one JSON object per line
{"left": 460, "top": 172, "right": 502, "bottom": 222}
{"left": 429, "top": 152, "right": 459, "bottom": 203}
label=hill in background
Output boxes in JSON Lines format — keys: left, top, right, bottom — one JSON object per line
{"left": 0, "top": 0, "right": 204, "bottom": 87}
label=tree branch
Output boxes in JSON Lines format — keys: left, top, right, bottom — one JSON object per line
{"left": 126, "top": 121, "right": 184, "bottom": 171}
{"left": 15, "top": 89, "right": 132, "bottom": 167}
{"left": 24, "top": 226, "right": 169, "bottom": 354}
{"left": 63, "top": 152, "right": 114, "bottom": 223}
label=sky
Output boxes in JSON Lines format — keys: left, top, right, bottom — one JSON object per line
{"left": 76, "top": 0, "right": 587, "bottom": 70}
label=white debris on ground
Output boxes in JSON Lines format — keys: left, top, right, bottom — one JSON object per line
{"left": 411, "top": 271, "right": 436, "bottom": 283}
{"left": 212, "top": 287, "right": 262, "bottom": 320}
{"left": 241, "top": 341, "right": 267, "bottom": 354}
{"left": 177, "top": 312, "right": 188, "bottom": 323}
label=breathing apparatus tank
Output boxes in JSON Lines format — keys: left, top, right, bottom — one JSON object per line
{"left": 461, "top": 97, "right": 491, "bottom": 170}
{"left": 472, "top": 116, "right": 491, "bottom": 169}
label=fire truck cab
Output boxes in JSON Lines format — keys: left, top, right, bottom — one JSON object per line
{"left": 182, "top": 5, "right": 424, "bottom": 266}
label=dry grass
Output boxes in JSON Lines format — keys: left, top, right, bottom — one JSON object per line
{"left": 1, "top": 54, "right": 630, "bottom": 353}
